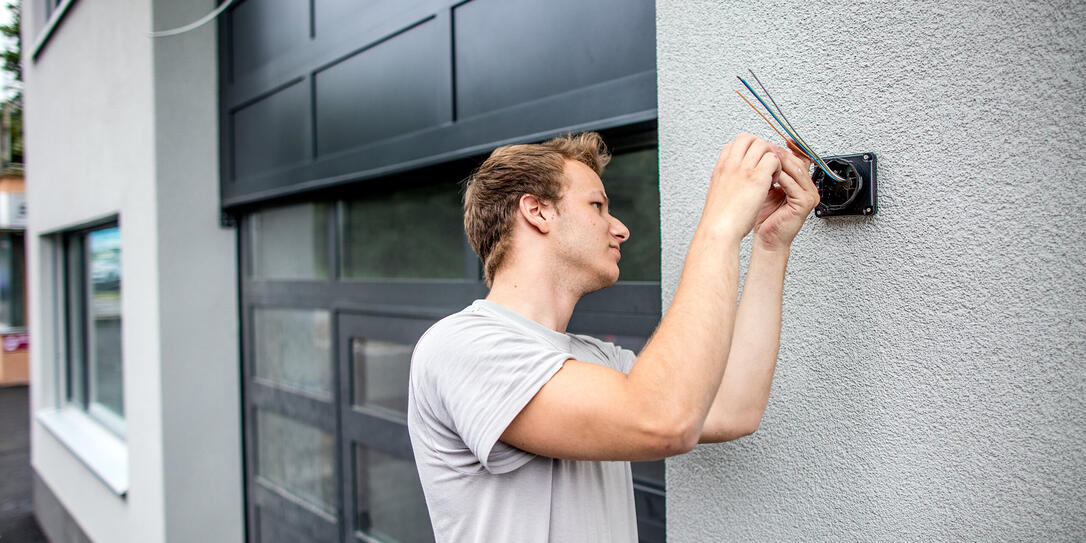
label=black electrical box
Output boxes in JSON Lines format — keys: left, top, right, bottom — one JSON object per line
{"left": 812, "top": 152, "right": 877, "bottom": 217}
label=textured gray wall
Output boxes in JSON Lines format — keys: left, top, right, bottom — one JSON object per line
{"left": 656, "top": 1, "right": 1086, "bottom": 541}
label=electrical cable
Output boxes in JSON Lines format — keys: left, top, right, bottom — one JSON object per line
{"left": 737, "top": 75, "right": 843, "bottom": 182}
{"left": 737, "top": 74, "right": 827, "bottom": 171}
{"left": 149, "top": 0, "right": 237, "bottom": 38}
{"left": 734, "top": 90, "right": 790, "bottom": 144}
{"left": 735, "top": 75, "right": 846, "bottom": 182}
{"left": 748, "top": 70, "right": 844, "bottom": 184}
{"left": 747, "top": 70, "right": 820, "bottom": 164}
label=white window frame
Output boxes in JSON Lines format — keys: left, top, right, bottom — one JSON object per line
{"left": 30, "top": 0, "right": 78, "bottom": 60}
{"left": 35, "top": 216, "right": 128, "bottom": 496}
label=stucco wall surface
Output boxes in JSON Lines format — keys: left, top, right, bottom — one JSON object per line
{"left": 656, "top": 1, "right": 1085, "bottom": 541}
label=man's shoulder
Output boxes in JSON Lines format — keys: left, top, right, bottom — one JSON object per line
{"left": 413, "top": 302, "right": 521, "bottom": 366}
{"left": 567, "top": 333, "right": 637, "bottom": 374}
{"left": 418, "top": 302, "right": 505, "bottom": 346}
{"left": 567, "top": 332, "right": 613, "bottom": 349}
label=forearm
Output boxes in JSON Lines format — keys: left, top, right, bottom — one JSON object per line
{"left": 700, "top": 241, "right": 788, "bottom": 442}
{"left": 627, "top": 223, "right": 743, "bottom": 444}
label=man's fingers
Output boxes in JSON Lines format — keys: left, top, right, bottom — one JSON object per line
{"left": 754, "top": 149, "right": 782, "bottom": 179}
{"left": 776, "top": 169, "right": 820, "bottom": 209}
{"left": 744, "top": 138, "right": 776, "bottom": 171}
{"left": 778, "top": 148, "right": 817, "bottom": 194}
{"left": 714, "top": 143, "right": 733, "bottom": 172}
{"left": 728, "top": 132, "right": 758, "bottom": 162}
{"left": 786, "top": 139, "right": 813, "bottom": 168}
{"left": 774, "top": 168, "right": 803, "bottom": 196}
{"left": 777, "top": 144, "right": 816, "bottom": 195}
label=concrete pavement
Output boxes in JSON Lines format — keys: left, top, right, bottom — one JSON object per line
{"left": 0, "top": 385, "right": 47, "bottom": 542}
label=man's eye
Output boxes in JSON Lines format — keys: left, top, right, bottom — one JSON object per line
{"left": 591, "top": 202, "right": 603, "bottom": 209}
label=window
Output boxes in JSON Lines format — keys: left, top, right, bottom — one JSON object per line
{"left": 31, "top": 0, "right": 78, "bottom": 59}
{"left": 0, "top": 232, "right": 25, "bottom": 330}
{"left": 62, "top": 223, "right": 124, "bottom": 435}
{"left": 338, "top": 182, "right": 465, "bottom": 280}
{"left": 42, "top": 0, "right": 65, "bottom": 18}
{"left": 601, "top": 146, "right": 661, "bottom": 282}
{"left": 248, "top": 203, "right": 330, "bottom": 280}
{"left": 239, "top": 128, "right": 664, "bottom": 543}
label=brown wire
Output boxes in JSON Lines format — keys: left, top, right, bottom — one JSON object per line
{"left": 733, "top": 90, "right": 815, "bottom": 162}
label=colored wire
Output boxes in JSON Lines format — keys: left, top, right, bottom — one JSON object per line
{"left": 734, "top": 90, "right": 792, "bottom": 145}
{"left": 737, "top": 76, "right": 843, "bottom": 182}
{"left": 736, "top": 75, "right": 845, "bottom": 182}
{"left": 738, "top": 74, "right": 837, "bottom": 179}
{"left": 748, "top": 70, "right": 844, "bottom": 184}
{"left": 748, "top": 70, "right": 818, "bottom": 161}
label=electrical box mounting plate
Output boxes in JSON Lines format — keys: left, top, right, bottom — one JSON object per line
{"left": 812, "top": 152, "right": 877, "bottom": 218}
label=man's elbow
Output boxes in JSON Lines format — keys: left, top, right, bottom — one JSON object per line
{"left": 701, "top": 411, "right": 763, "bottom": 443}
{"left": 734, "top": 412, "right": 763, "bottom": 438}
{"left": 642, "top": 412, "right": 701, "bottom": 457}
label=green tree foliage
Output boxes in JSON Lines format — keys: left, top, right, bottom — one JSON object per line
{"left": 0, "top": 2, "right": 19, "bottom": 91}
{"left": 0, "top": 1, "right": 21, "bottom": 166}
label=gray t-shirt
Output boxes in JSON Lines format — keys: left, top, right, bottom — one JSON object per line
{"left": 408, "top": 299, "right": 639, "bottom": 543}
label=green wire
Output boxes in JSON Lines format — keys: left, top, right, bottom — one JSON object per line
{"left": 737, "top": 75, "right": 845, "bottom": 183}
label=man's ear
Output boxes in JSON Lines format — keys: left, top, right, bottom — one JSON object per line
{"left": 518, "top": 193, "right": 553, "bottom": 234}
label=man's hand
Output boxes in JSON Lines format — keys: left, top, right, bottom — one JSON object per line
{"left": 702, "top": 133, "right": 782, "bottom": 239}
{"left": 752, "top": 139, "right": 820, "bottom": 251}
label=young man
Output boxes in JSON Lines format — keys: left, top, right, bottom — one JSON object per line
{"left": 408, "top": 132, "right": 819, "bottom": 542}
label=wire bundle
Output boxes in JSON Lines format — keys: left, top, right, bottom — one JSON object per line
{"left": 735, "top": 70, "right": 845, "bottom": 183}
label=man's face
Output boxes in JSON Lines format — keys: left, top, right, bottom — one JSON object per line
{"left": 550, "top": 160, "right": 631, "bottom": 293}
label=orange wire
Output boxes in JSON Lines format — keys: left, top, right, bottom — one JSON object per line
{"left": 733, "top": 90, "right": 815, "bottom": 161}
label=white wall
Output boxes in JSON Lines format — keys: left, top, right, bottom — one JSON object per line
{"left": 657, "top": 0, "right": 1086, "bottom": 541}
{"left": 27, "top": 0, "right": 163, "bottom": 540}
{"left": 25, "top": 0, "right": 241, "bottom": 541}
{"left": 151, "top": 1, "right": 243, "bottom": 541}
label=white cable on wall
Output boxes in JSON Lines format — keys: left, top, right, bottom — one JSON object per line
{"left": 149, "top": 0, "right": 237, "bottom": 38}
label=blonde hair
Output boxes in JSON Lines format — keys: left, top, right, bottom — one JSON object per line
{"left": 464, "top": 132, "right": 611, "bottom": 285}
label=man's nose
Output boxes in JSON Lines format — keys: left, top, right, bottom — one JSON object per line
{"left": 611, "top": 216, "right": 630, "bottom": 243}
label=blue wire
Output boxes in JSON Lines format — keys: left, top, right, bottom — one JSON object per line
{"left": 736, "top": 76, "right": 845, "bottom": 182}
{"left": 748, "top": 70, "right": 822, "bottom": 170}
{"left": 737, "top": 75, "right": 840, "bottom": 181}
{"left": 737, "top": 76, "right": 842, "bottom": 182}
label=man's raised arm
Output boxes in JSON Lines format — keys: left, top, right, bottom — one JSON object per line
{"left": 699, "top": 141, "right": 819, "bottom": 443}
{"left": 501, "top": 133, "right": 784, "bottom": 461}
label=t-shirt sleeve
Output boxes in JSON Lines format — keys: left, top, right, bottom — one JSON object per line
{"left": 613, "top": 344, "right": 638, "bottom": 374}
{"left": 416, "top": 315, "right": 571, "bottom": 474}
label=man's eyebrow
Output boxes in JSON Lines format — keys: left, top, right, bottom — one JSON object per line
{"left": 592, "top": 190, "right": 610, "bottom": 204}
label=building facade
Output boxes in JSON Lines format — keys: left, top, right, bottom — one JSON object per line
{"left": 27, "top": 0, "right": 240, "bottom": 541}
{"left": 24, "top": 0, "right": 1085, "bottom": 542}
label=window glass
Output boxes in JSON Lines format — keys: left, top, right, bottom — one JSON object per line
{"left": 339, "top": 182, "right": 464, "bottom": 279}
{"left": 0, "top": 233, "right": 25, "bottom": 329}
{"left": 257, "top": 410, "right": 337, "bottom": 513}
{"left": 351, "top": 338, "right": 412, "bottom": 416}
{"left": 632, "top": 460, "right": 664, "bottom": 489}
{"left": 65, "top": 234, "right": 86, "bottom": 406}
{"left": 253, "top": 308, "right": 332, "bottom": 399}
{"left": 355, "top": 445, "right": 435, "bottom": 543}
{"left": 61, "top": 224, "right": 124, "bottom": 431}
{"left": 87, "top": 227, "right": 123, "bottom": 418}
{"left": 249, "top": 203, "right": 329, "bottom": 280}
{"left": 601, "top": 147, "right": 660, "bottom": 282}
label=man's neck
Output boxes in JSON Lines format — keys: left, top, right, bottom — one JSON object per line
{"left": 485, "top": 265, "right": 583, "bottom": 333}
